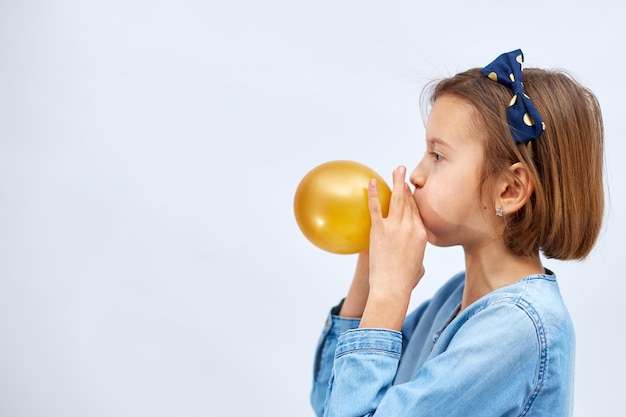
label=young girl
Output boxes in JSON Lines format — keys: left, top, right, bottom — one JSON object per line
{"left": 310, "top": 49, "right": 604, "bottom": 417}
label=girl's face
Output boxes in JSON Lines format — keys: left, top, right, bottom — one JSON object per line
{"left": 410, "top": 95, "right": 494, "bottom": 249}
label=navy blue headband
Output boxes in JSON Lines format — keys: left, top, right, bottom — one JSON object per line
{"left": 481, "top": 49, "right": 545, "bottom": 144}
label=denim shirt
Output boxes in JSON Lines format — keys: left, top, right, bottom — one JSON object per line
{"left": 311, "top": 271, "right": 575, "bottom": 417}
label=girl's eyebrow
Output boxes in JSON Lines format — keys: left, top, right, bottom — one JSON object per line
{"left": 427, "top": 138, "right": 451, "bottom": 149}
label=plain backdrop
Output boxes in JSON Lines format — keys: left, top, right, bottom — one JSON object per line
{"left": 1, "top": 1, "right": 623, "bottom": 416}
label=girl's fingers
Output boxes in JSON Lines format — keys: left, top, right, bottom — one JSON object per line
{"left": 402, "top": 184, "right": 427, "bottom": 257}
{"left": 404, "top": 183, "right": 422, "bottom": 225}
{"left": 388, "top": 166, "right": 407, "bottom": 219}
{"left": 368, "top": 178, "right": 382, "bottom": 224}
{"left": 371, "top": 166, "right": 423, "bottom": 230}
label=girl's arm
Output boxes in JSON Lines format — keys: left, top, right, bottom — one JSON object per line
{"left": 338, "top": 252, "right": 370, "bottom": 318}
{"left": 323, "top": 301, "right": 546, "bottom": 417}
{"left": 360, "top": 166, "right": 427, "bottom": 330}
{"left": 310, "top": 252, "right": 369, "bottom": 417}
{"left": 312, "top": 166, "right": 428, "bottom": 416}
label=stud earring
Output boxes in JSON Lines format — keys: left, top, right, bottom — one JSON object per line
{"left": 496, "top": 207, "right": 504, "bottom": 217}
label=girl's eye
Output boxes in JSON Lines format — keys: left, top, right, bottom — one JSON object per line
{"left": 430, "top": 152, "right": 443, "bottom": 162}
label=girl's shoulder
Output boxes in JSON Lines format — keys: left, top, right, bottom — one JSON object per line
{"left": 457, "top": 271, "right": 573, "bottom": 347}
{"left": 478, "top": 271, "right": 568, "bottom": 321}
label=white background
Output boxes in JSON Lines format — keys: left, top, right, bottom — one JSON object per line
{"left": 1, "top": 1, "right": 623, "bottom": 416}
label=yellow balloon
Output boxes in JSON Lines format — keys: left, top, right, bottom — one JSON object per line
{"left": 293, "top": 160, "right": 392, "bottom": 254}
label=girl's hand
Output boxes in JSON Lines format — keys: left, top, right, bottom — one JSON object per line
{"left": 359, "top": 166, "right": 427, "bottom": 330}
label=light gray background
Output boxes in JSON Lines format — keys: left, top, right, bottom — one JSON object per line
{"left": 1, "top": 1, "right": 623, "bottom": 416}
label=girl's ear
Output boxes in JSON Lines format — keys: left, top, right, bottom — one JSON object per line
{"left": 496, "top": 162, "right": 535, "bottom": 215}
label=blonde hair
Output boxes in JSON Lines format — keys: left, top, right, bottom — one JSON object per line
{"left": 424, "top": 67, "right": 604, "bottom": 260}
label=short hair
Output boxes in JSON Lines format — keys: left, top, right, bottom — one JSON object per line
{"left": 423, "top": 67, "right": 604, "bottom": 260}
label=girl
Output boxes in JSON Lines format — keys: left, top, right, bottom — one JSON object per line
{"left": 310, "top": 49, "right": 604, "bottom": 416}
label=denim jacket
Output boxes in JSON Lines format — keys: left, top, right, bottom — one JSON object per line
{"left": 311, "top": 271, "right": 575, "bottom": 417}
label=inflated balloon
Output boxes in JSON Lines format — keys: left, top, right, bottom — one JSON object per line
{"left": 293, "top": 160, "right": 392, "bottom": 254}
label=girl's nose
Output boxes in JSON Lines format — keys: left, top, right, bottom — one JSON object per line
{"left": 409, "top": 163, "right": 425, "bottom": 189}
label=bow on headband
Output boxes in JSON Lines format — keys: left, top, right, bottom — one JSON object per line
{"left": 481, "top": 49, "right": 545, "bottom": 144}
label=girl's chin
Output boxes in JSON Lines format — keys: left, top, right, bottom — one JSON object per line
{"left": 424, "top": 229, "right": 457, "bottom": 248}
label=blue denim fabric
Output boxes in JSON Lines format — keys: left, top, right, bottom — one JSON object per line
{"left": 311, "top": 272, "right": 575, "bottom": 417}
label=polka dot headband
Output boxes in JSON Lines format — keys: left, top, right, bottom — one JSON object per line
{"left": 481, "top": 49, "right": 546, "bottom": 144}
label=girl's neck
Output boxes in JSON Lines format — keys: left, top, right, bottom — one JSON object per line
{"left": 460, "top": 244, "right": 544, "bottom": 312}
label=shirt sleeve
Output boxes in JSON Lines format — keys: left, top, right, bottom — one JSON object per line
{"left": 310, "top": 302, "right": 361, "bottom": 417}
{"left": 322, "top": 301, "right": 543, "bottom": 417}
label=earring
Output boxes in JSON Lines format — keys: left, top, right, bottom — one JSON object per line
{"left": 496, "top": 207, "right": 504, "bottom": 217}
